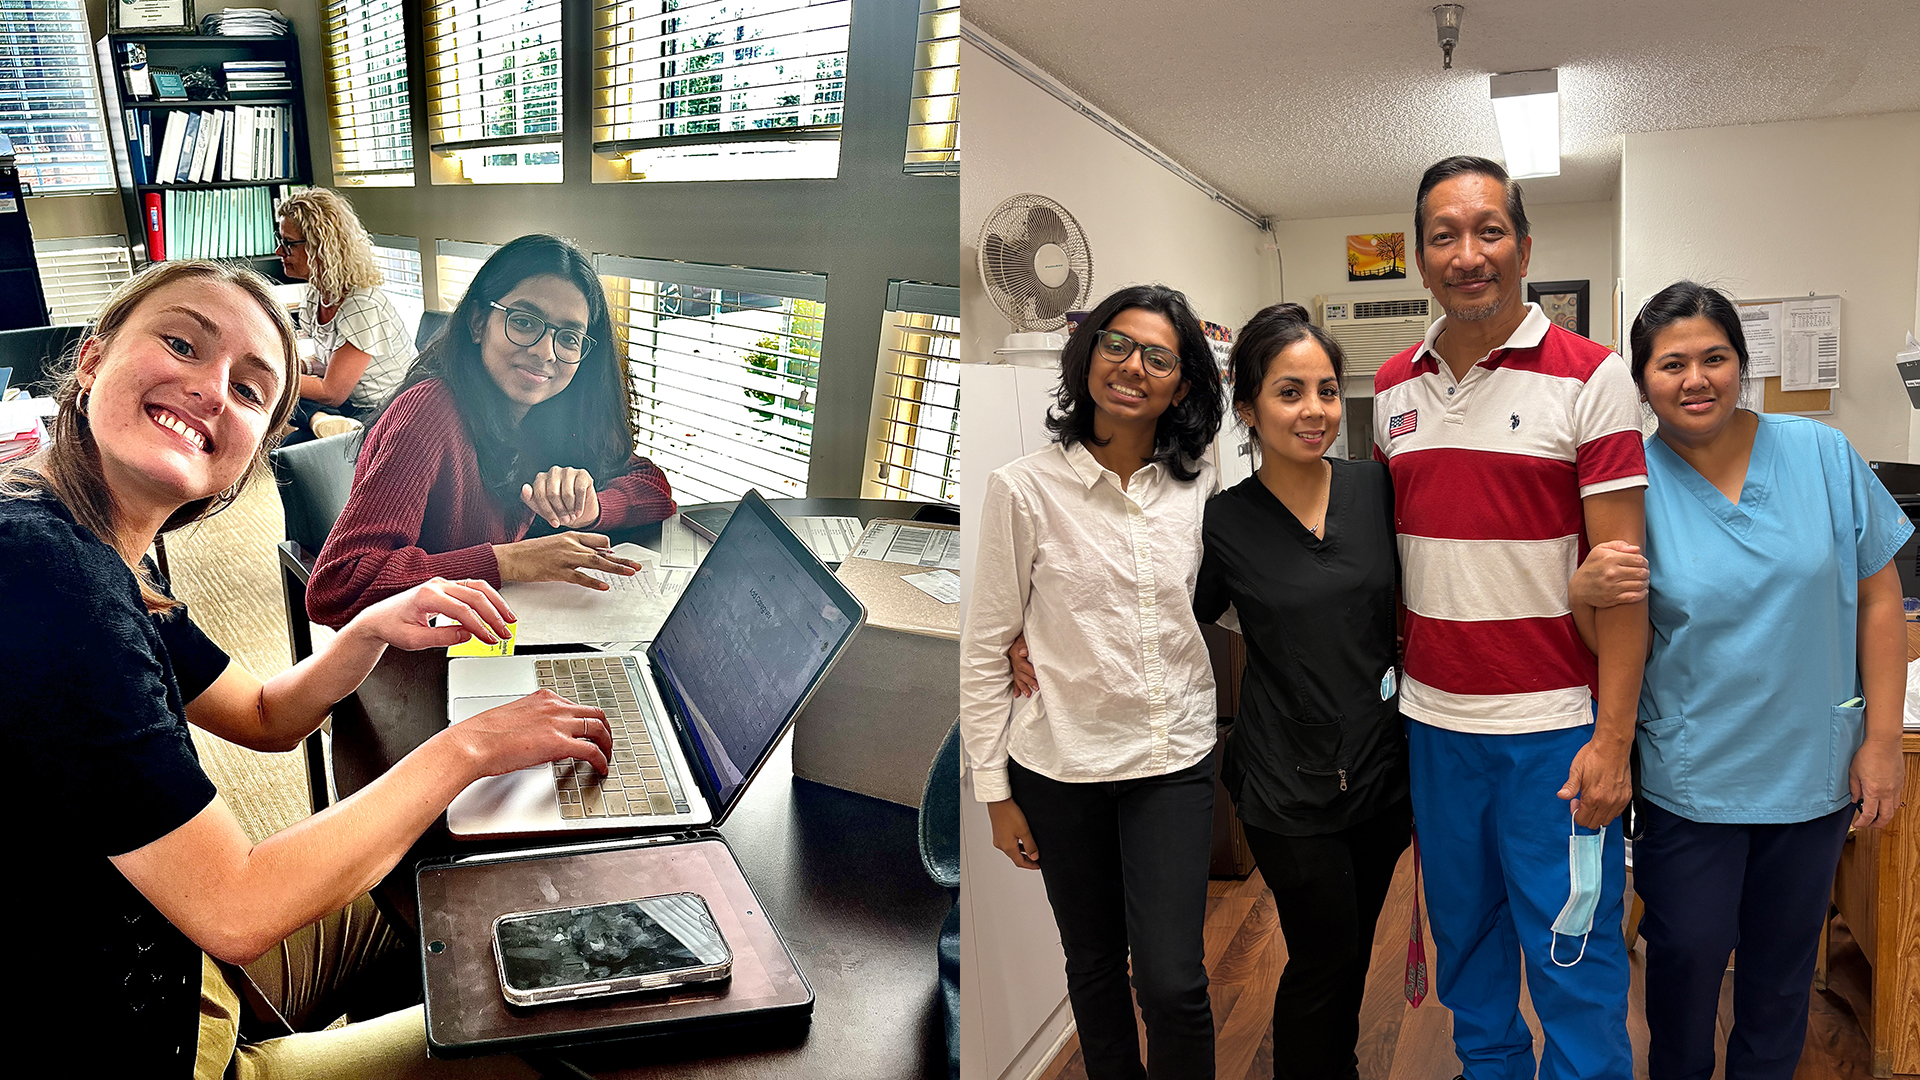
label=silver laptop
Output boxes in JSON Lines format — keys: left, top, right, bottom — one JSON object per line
{"left": 446, "top": 491, "right": 867, "bottom": 839}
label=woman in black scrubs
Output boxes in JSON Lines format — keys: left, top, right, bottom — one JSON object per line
{"left": 1194, "top": 303, "right": 1411, "bottom": 1080}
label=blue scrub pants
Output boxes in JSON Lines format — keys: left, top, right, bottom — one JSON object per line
{"left": 1408, "top": 721, "right": 1632, "bottom": 1080}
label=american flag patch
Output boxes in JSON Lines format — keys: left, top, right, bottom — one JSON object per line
{"left": 1387, "top": 410, "right": 1418, "bottom": 438}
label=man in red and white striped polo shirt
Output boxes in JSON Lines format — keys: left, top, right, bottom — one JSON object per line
{"left": 1374, "top": 157, "right": 1646, "bottom": 1080}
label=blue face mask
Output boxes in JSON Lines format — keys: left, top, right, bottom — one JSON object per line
{"left": 1549, "top": 809, "right": 1604, "bottom": 967}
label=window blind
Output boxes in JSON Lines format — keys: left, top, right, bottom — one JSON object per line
{"left": 903, "top": 0, "right": 957, "bottom": 175}
{"left": 593, "top": 0, "right": 849, "bottom": 182}
{"left": 34, "top": 236, "right": 133, "bottom": 325}
{"left": 596, "top": 254, "right": 827, "bottom": 502}
{"left": 434, "top": 238, "right": 498, "bottom": 310}
{"left": 369, "top": 233, "right": 425, "bottom": 338}
{"left": 865, "top": 281, "right": 958, "bottom": 501}
{"left": 0, "top": 0, "right": 114, "bottom": 192}
{"left": 324, "top": 0, "right": 415, "bottom": 187}
{"left": 426, "top": 0, "right": 563, "bottom": 183}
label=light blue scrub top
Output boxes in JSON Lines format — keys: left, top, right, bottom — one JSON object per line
{"left": 1638, "top": 413, "right": 1912, "bottom": 824}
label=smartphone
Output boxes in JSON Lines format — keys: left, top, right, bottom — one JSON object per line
{"left": 492, "top": 892, "right": 733, "bottom": 1006}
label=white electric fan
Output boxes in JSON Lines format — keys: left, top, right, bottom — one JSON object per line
{"left": 976, "top": 194, "right": 1093, "bottom": 366}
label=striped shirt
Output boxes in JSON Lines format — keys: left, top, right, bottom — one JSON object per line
{"left": 301, "top": 285, "right": 416, "bottom": 411}
{"left": 1373, "top": 303, "right": 1646, "bottom": 734}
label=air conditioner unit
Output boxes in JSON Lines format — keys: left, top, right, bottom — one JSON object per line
{"left": 1316, "top": 291, "right": 1439, "bottom": 393}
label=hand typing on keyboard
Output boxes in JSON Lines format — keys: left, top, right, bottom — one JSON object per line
{"left": 439, "top": 687, "right": 613, "bottom": 778}
{"left": 537, "top": 656, "right": 691, "bottom": 819}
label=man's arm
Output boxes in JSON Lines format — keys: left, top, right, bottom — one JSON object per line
{"left": 1559, "top": 487, "right": 1647, "bottom": 829}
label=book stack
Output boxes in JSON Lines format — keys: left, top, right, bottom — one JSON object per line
{"left": 222, "top": 60, "right": 291, "bottom": 93}
{"left": 124, "top": 106, "right": 296, "bottom": 185}
{"left": 154, "top": 185, "right": 303, "bottom": 261}
{"left": 200, "top": 8, "right": 292, "bottom": 35}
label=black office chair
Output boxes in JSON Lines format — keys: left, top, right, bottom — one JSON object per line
{"left": 0, "top": 323, "right": 87, "bottom": 395}
{"left": 910, "top": 503, "right": 959, "bottom": 526}
{"left": 918, "top": 721, "right": 961, "bottom": 1080}
{"left": 269, "top": 431, "right": 360, "bottom": 811}
{"left": 415, "top": 309, "right": 450, "bottom": 352}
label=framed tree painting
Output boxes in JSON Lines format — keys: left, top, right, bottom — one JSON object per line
{"left": 1528, "top": 279, "right": 1591, "bottom": 338}
{"left": 1346, "top": 233, "right": 1405, "bottom": 281}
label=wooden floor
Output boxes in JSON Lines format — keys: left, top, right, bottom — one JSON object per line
{"left": 1037, "top": 848, "right": 1877, "bottom": 1080}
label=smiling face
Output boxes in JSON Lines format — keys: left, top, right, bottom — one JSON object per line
{"left": 275, "top": 216, "right": 311, "bottom": 282}
{"left": 1415, "top": 172, "right": 1532, "bottom": 324}
{"left": 474, "top": 273, "right": 589, "bottom": 422}
{"left": 1088, "top": 307, "right": 1188, "bottom": 436}
{"left": 1641, "top": 315, "right": 1744, "bottom": 442}
{"left": 1237, "top": 337, "right": 1341, "bottom": 468}
{"left": 77, "top": 279, "right": 287, "bottom": 524}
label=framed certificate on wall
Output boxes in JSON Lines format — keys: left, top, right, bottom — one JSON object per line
{"left": 111, "top": 0, "right": 195, "bottom": 33}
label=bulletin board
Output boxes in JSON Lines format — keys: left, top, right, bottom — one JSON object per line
{"left": 1735, "top": 294, "right": 1841, "bottom": 416}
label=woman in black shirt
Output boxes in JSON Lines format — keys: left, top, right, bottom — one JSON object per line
{"left": 1194, "top": 303, "right": 1411, "bottom": 1080}
{"left": 0, "top": 260, "right": 611, "bottom": 1076}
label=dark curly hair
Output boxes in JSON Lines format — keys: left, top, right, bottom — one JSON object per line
{"left": 1044, "top": 284, "right": 1224, "bottom": 482}
{"left": 1627, "top": 280, "right": 1749, "bottom": 387}
{"left": 368, "top": 234, "right": 635, "bottom": 508}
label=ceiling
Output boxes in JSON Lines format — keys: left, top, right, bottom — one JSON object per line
{"left": 963, "top": 0, "right": 1920, "bottom": 221}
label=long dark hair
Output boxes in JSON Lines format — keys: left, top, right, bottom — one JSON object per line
{"left": 1229, "top": 302, "right": 1346, "bottom": 415}
{"left": 1627, "top": 280, "right": 1749, "bottom": 387}
{"left": 1045, "top": 284, "right": 1224, "bottom": 482}
{"left": 372, "top": 234, "right": 635, "bottom": 506}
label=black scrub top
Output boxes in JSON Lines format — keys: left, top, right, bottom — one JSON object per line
{"left": 1194, "top": 459, "right": 1409, "bottom": 836}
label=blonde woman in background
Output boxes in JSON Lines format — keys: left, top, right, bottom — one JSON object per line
{"left": 276, "top": 188, "right": 416, "bottom": 443}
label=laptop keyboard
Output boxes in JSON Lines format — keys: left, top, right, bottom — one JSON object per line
{"left": 534, "top": 656, "right": 692, "bottom": 819}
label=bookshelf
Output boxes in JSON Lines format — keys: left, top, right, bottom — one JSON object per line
{"left": 94, "top": 32, "right": 314, "bottom": 270}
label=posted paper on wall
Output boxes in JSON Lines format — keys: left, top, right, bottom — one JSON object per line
{"left": 1780, "top": 297, "right": 1841, "bottom": 392}
{"left": 1738, "top": 302, "right": 1783, "bottom": 378}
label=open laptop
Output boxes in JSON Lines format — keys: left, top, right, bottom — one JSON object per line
{"left": 445, "top": 490, "right": 867, "bottom": 838}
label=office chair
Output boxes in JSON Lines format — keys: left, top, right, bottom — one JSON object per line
{"left": 0, "top": 323, "right": 86, "bottom": 396}
{"left": 269, "top": 431, "right": 359, "bottom": 811}
{"left": 909, "top": 502, "right": 959, "bottom": 526}
{"left": 415, "top": 309, "right": 450, "bottom": 352}
{"left": 918, "top": 721, "right": 960, "bottom": 1080}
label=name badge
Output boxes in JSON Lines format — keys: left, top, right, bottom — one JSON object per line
{"left": 1380, "top": 668, "right": 1397, "bottom": 701}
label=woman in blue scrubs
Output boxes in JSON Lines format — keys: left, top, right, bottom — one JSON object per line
{"left": 1573, "top": 281, "right": 1908, "bottom": 1080}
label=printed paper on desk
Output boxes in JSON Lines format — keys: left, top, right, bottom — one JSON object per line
{"left": 499, "top": 543, "right": 687, "bottom": 646}
{"left": 852, "top": 521, "right": 961, "bottom": 571}
{"left": 902, "top": 569, "right": 961, "bottom": 604}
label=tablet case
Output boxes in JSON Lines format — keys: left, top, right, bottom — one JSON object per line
{"left": 417, "top": 834, "right": 812, "bottom": 1057}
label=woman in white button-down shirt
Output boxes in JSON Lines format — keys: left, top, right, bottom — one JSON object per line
{"left": 961, "top": 284, "right": 1225, "bottom": 1080}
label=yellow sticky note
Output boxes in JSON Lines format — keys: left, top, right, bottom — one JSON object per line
{"left": 447, "top": 621, "right": 517, "bottom": 657}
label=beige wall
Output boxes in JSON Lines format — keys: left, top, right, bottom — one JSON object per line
{"left": 1621, "top": 111, "right": 1920, "bottom": 463}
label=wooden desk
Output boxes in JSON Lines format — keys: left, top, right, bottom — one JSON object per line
{"left": 330, "top": 498, "right": 951, "bottom": 1079}
{"left": 1825, "top": 624, "right": 1920, "bottom": 1077}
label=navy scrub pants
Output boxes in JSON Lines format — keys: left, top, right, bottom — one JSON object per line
{"left": 1632, "top": 800, "right": 1852, "bottom": 1080}
{"left": 1407, "top": 721, "right": 1633, "bottom": 1080}
{"left": 1008, "top": 753, "right": 1216, "bottom": 1080}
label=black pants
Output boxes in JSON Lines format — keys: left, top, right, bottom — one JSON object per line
{"left": 1634, "top": 800, "right": 1853, "bottom": 1080}
{"left": 1008, "top": 754, "right": 1216, "bottom": 1080}
{"left": 1240, "top": 800, "right": 1412, "bottom": 1080}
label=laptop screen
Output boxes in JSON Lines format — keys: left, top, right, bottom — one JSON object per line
{"left": 648, "top": 492, "right": 865, "bottom": 818}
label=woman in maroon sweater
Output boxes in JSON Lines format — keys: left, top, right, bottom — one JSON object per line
{"left": 309, "top": 235, "right": 676, "bottom": 626}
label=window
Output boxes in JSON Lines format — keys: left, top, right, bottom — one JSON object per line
{"left": 426, "top": 0, "right": 563, "bottom": 184}
{"left": 369, "top": 233, "right": 425, "bottom": 335}
{"left": 33, "top": 235, "right": 133, "bottom": 324}
{"left": 865, "top": 281, "right": 957, "bottom": 501}
{"left": 597, "top": 255, "right": 826, "bottom": 501}
{"left": 324, "top": 0, "right": 415, "bottom": 187}
{"left": 434, "top": 238, "right": 497, "bottom": 310}
{"left": 903, "top": 0, "right": 956, "bottom": 175}
{"left": 593, "top": 0, "right": 850, "bottom": 183}
{"left": 0, "top": 0, "right": 114, "bottom": 192}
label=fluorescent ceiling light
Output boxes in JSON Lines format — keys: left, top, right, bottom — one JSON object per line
{"left": 1490, "top": 68, "right": 1560, "bottom": 178}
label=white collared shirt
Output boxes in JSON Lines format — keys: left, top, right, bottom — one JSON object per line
{"left": 960, "top": 441, "right": 1218, "bottom": 801}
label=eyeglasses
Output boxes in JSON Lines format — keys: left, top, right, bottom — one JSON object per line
{"left": 274, "top": 236, "right": 306, "bottom": 255}
{"left": 489, "top": 301, "right": 594, "bottom": 363}
{"left": 1093, "top": 329, "right": 1181, "bottom": 378}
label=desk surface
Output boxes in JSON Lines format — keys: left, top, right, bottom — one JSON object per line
{"left": 331, "top": 498, "right": 950, "bottom": 1079}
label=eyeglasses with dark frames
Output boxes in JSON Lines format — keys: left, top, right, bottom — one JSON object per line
{"left": 1093, "top": 329, "right": 1181, "bottom": 378}
{"left": 489, "top": 300, "right": 594, "bottom": 363}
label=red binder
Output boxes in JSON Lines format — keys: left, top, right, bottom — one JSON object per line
{"left": 143, "top": 192, "right": 164, "bottom": 262}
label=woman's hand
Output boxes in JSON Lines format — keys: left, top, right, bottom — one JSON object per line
{"left": 1850, "top": 736, "right": 1906, "bottom": 830}
{"left": 347, "top": 577, "right": 516, "bottom": 651}
{"left": 523, "top": 466, "right": 602, "bottom": 529}
{"left": 1570, "top": 540, "right": 1649, "bottom": 608}
{"left": 446, "top": 688, "right": 614, "bottom": 779}
{"left": 494, "top": 532, "right": 643, "bottom": 589}
{"left": 1007, "top": 634, "right": 1038, "bottom": 697}
{"left": 988, "top": 799, "right": 1041, "bottom": 869}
